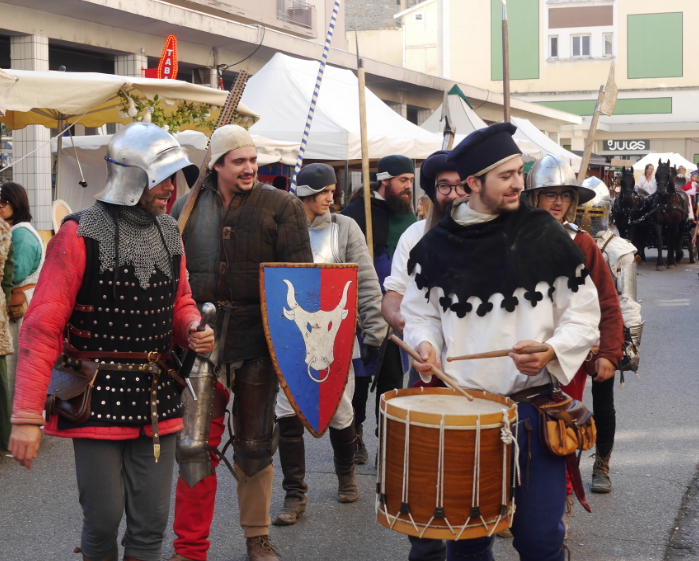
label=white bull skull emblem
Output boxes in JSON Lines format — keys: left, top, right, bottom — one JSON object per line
{"left": 282, "top": 279, "right": 352, "bottom": 383}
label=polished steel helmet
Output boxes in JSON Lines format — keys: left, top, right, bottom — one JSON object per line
{"left": 525, "top": 154, "right": 595, "bottom": 204}
{"left": 95, "top": 123, "right": 198, "bottom": 206}
{"left": 576, "top": 176, "right": 612, "bottom": 235}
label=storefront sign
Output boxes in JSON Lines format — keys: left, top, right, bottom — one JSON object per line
{"left": 144, "top": 35, "right": 178, "bottom": 80}
{"left": 603, "top": 139, "right": 650, "bottom": 152}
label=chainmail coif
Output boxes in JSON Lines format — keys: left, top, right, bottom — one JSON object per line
{"left": 76, "top": 201, "right": 183, "bottom": 289}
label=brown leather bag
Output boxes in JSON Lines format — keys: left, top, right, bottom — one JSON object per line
{"left": 530, "top": 391, "right": 597, "bottom": 457}
{"left": 9, "top": 284, "right": 35, "bottom": 320}
{"left": 45, "top": 354, "right": 99, "bottom": 424}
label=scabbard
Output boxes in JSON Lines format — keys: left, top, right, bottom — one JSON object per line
{"left": 565, "top": 453, "right": 592, "bottom": 513}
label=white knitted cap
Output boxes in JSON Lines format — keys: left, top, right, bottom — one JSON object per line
{"left": 208, "top": 125, "right": 256, "bottom": 170}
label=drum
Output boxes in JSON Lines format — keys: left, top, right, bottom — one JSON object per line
{"left": 376, "top": 387, "right": 518, "bottom": 540}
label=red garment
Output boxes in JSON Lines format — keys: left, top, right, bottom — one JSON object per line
{"left": 11, "top": 220, "right": 201, "bottom": 439}
{"left": 681, "top": 181, "right": 693, "bottom": 192}
{"left": 561, "top": 231, "right": 623, "bottom": 399}
{"left": 173, "top": 383, "right": 230, "bottom": 560}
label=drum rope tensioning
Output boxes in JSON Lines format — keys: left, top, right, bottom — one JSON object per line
{"left": 376, "top": 387, "right": 520, "bottom": 541}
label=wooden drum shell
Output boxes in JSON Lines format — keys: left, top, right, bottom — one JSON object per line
{"left": 376, "top": 387, "right": 517, "bottom": 541}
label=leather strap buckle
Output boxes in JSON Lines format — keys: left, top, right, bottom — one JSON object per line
{"left": 147, "top": 351, "right": 160, "bottom": 363}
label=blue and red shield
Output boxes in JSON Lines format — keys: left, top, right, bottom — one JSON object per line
{"left": 261, "top": 263, "right": 358, "bottom": 437}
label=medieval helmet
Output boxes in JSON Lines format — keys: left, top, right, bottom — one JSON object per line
{"left": 525, "top": 154, "right": 595, "bottom": 222}
{"left": 95, "top": 123, "right": 198, "bottom": 206}
{"left": 576, "top": 176, "right": 612, "bottom": 236}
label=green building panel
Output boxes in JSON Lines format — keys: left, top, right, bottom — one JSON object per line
{"left": 536, "top": 97, "right": 672, "bottom": 116}
{"left": 628, "top": 13, "right": 683, "bottom": 79}
{"left": 491, "top": 0, "right": 539, "bottom": 81}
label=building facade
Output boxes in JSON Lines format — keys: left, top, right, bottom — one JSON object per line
{"left": 394, "top": 0, "right": 699, "bottom": 163}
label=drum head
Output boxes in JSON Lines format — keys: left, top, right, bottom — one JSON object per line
{"left": 390, "top": 393, "right": 505, "bottom": 416}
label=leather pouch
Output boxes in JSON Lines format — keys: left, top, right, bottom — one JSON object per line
{"left": 530, "top": 391, "right": 597, "bottom": 457}
{"left": 45, "top": 355, "right": 99, "bottom": 424}
{"left": 9, "top": 286, "right": 30, "bottom": 320}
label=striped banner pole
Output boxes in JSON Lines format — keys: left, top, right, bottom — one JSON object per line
{"left": 289, "top": 0, "right": 341, "bottom": 193}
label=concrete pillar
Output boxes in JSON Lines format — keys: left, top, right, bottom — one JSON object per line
{"left": 386, "top": 101, "right": 408, "bottom": 120}
{"left": 114, "top": 54, "right": 147, "bottom": 78}
{"left": 11, "top": 35, "right": 51, "bottom": 230}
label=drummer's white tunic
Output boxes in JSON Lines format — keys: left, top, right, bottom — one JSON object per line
{"left": 402, "top": 202, "right": 601, "bottom": 397}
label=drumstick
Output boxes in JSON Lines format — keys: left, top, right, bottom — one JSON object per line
{"left": 446, "top": 345, "right": 550, "bottom": 362}
{"left": 389, "top": 335, "right": 474, "bottom": 402}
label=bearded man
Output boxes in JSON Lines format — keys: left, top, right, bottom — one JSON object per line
{"left": 403, "top": 123, "right": 601, "bottom": 561}
{"left": 169, "top": 125, "right": 312, "bottom": 561}
{"left": 9, "top": 123, "right": 214, "bottom": 561}
{"left": 341, "top": 155, "right": 416, "bottom": 463}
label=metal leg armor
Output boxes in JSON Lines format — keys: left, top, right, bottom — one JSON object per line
{"left": 176, "top": 357, "right": 217, "bottom": 488}
{"left": 232, "top": 358, "right": 280, "bottom": 477}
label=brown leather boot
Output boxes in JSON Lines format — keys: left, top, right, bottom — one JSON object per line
{"left": 329, "top": 425, "right": 360, "bottom": 503}
{"left": 354, "top": 423, "right": 368, "bottom": 465}
{"left": 272, "top": 415, "right": 309, "bottom": 526}
{"left": 591, "top": 447, "right": 613, "bottom": 493}
{"left": 246, "top": 535, "right": 280, "bottom": 561}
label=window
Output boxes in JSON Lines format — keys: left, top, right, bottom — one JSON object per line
{"left": 572, "top": 35, "right": 590, "bottom": 57}
{"left": 550, "top": 36, "right": 558, "bottom": 58}
{"left": 414, "top": 12, "right": 424, "bottom": 22}
{"left": 604, "top": 33, "right": 613, "bottom": 56}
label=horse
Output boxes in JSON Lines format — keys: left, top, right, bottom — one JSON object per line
{"left": 613, "top": 166, "right": 647, "bottom": 262}
{"left": 648, "top": 160, "right": 687, "bottom": 270}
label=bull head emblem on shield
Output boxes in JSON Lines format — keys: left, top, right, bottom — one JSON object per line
{"left": 282, "top": 279, "right": 352, "bottom": 383}
{"left": 261, "top": 263, "right": 358, "bottom": 437}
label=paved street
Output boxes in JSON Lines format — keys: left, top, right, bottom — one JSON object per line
{"left": 2, "top": 248, "right": 699, "bottom": 561}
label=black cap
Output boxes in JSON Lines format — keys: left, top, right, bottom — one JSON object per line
{"left": 376, "top": 155, "right": 415, "bottom": 181}
{"left": 419, "top": 150, "right": 458, "bottom": 202}
{"left": 447, "top": 122, "right": 522, "bottom": 181}
{"left": 295, "top": 163, "right": 337, "bottom": 197}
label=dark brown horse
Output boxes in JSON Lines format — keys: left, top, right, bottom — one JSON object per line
{"left": 613, "top": 166, "right": 647, "bottom": 262}
{"left": 649, "top": 160, "right": 687, "bottom": 270}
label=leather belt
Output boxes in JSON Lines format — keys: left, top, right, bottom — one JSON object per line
{"left": 508, "top": 383, "right": 553, "bottom": 403}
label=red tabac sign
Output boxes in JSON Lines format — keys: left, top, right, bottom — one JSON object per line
{"left": 144, "top": 35, "right": 178, "bottom": 80}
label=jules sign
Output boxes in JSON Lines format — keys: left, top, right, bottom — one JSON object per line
{"left": 603, "top": 139, "right": 650, "bottom": 152}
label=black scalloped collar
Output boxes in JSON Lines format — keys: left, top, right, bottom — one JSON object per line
{"left": 406, "top": 203, "right": 588, "bottom": 317}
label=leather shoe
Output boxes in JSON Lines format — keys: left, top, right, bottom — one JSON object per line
{"left": 246, "top": 536, "right": 280, "bottom": 561}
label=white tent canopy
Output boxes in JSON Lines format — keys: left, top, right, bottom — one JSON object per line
{"left": 511, "top": 117, "right": 582, "bottom": 173}
{"left": 633, "top": 153, "right": 697, "bottom": 177}
{"left": 420, "top": 92, "right": 487, "bottom": 137}
{"left": 243, "top": 53, "right": 441, "bottom": 160}
{"left": 420, "top": 93, "right": 582, "bottom": 169}
{"left": 50, "top": 131, "right": 300, "bottom": 213}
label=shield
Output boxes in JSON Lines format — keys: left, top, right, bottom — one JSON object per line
{"left": 261, "top": 263, "right": 358, "bottom": 437}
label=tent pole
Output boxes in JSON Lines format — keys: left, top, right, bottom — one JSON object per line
{"left": 344, "top": 159, "right": 349, "bottom": 204}
{"left": 501, "top": 0, "right": 511, "bottom": 122}
{"left": 56, "top": 117, "right": 63, "bottom": 201}
{"left": 356, "top": 33, "right": 374, "bottom": 260}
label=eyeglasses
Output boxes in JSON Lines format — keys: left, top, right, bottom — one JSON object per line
{"left": 0, "top": 199, "right": 8, "bottom": 207}
{"left": 541, "top": 191, "right": 573, "bottom": 202}
{"left": 436, "top": 182, "right": 468, "bottom": 196}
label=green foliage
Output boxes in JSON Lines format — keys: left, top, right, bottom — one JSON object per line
{"left": 117, "top": 91, "right": 248, "bottom": 133}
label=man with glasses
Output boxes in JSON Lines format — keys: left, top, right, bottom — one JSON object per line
{"left": 382, "top": 150, "right": 467, "bottom": 387}
{"left": 526, "top": 154, "right": 624, "bottom": 497}
{"left": 341, "top": 155, "right": 416, "bottom": 463}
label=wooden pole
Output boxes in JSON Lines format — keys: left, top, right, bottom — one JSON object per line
{"left": 577, "top": 85, "right": 605, "bottom": 184}
{"left": 356, "top": 37, "right": 374, "bottom": 259}
{"left": 55, "top": 117, "right": 63, "bottom": 201}
{"left": 501, "top": 0, "right": 511, "bottom": 122}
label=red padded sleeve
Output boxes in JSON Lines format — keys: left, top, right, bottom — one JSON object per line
{"left": 172, "top": 244, "right": 202, "bottom": 349}
{"left": 11, "top": 221, "right": 85, "bottom": 425}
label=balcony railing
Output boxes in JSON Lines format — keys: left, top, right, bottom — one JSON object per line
{"left": 277, "top": 0, "right": 313, "bottom": 29}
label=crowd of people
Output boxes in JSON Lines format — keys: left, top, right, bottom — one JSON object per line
{"left": 4, "top": 120, "right": 644, "bottom": 561}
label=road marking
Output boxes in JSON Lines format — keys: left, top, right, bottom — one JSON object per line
{"left": 656, "top": 299, "right": 690, "bottom": 306}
